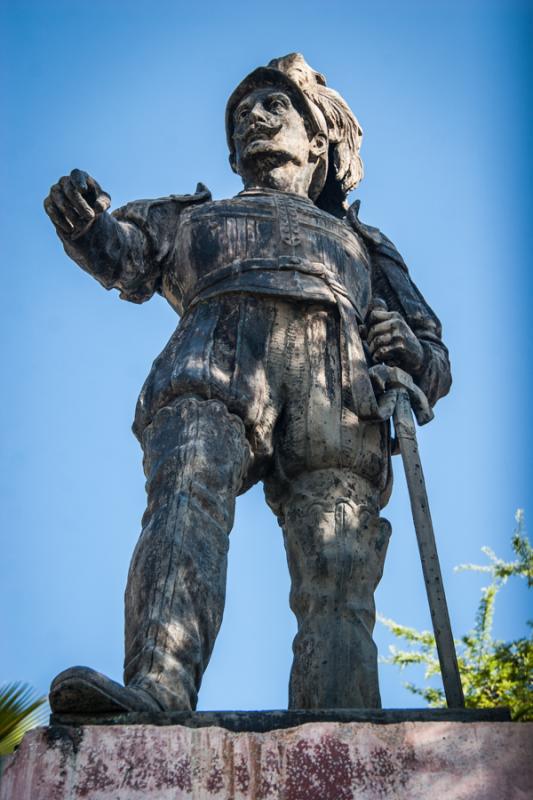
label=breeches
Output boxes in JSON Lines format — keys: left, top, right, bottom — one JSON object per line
{"left": 125, "top": 295, "right": 392, "bottom": 710}
{"left": 134, "top": 294, "right": 391, "bottom": 498}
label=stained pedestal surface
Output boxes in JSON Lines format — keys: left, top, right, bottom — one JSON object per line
{"left": 1, "top": 721, "right": 531, "bottom": 800}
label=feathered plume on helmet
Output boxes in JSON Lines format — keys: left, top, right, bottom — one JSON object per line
{"left": 268, "top": 54, "right": 364, "bottom": 198}
{"left": 226, "top": 53, "right": 364, "bottom": 217}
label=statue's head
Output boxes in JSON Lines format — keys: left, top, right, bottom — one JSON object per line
{"left": 226, "top": 53, "right": 364, "bottom": 216}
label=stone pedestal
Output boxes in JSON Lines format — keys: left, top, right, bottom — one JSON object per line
{"left": 1, "top": 721, "right": 531, "bottom": 799}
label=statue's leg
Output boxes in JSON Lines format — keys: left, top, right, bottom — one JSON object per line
{"left": 267, "top": 469, "right": 390, "bottom": 709}
{"left": 124, "top": 396, "right": 250, "bottom": 710}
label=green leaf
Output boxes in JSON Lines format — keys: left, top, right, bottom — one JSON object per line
{"left": 0, "top": 683, "right": 48, "bottom": 755}
{"left": 378, "top": 511, "right": 532, "bottom": 721}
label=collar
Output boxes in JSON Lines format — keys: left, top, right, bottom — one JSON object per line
{"left": 237, "top": 187, "right": 315, "bottom": 205}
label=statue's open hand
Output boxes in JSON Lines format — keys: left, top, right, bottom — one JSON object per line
{"left": 44, "top": 169, "right": 111, "bottom": 239}
{"left": 366, "top": 306, "right": 424, "bottom": 375}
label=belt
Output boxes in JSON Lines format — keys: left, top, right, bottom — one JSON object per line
{"left": 183, "top": 257, "right": 360, "bottom": 312}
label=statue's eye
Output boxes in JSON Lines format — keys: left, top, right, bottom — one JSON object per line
{"left": 236, "top": 107, "right": 249, "bottom": 122}
{"left": 267, "top": 97, "right": 286, "bottom": 113}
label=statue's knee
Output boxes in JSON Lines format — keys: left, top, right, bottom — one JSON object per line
{"left": 339, "top": 509, "right": 391, "bottom": 591}
{"left": 280, "top": 471, "right": 391, "bottom": 601}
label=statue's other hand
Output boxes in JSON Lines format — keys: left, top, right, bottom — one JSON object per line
{"left": 366, "top": 306, "right": 424, "bottom": 375}
{"left": 44, "top": 169, "right": 111, "bottom": 239}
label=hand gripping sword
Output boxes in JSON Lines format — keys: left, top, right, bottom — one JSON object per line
{"left": 370, "top": 364, "right": 465, "bottom": 708}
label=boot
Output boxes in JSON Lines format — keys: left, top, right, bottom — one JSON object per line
{"left": 49, "top": 666, "right": 163, "bottom": 715}
{"left": 268, "top": 468, "right": 391, "bottom": 709}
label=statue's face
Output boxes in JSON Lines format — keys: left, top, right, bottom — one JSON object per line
{"left": 232, "top": 87, "right": 313, "bottom": 174}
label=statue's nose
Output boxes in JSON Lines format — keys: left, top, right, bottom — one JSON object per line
{"left": 248, "top": 100, "right": 268, "bottom": 122}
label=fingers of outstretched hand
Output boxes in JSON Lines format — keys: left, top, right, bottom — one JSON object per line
{"left": 70, "top": 169, "right": 111, "bottom": 213}
{"left": 60, "top": 175, "right": 96, "bottom": 221}
{"left": 44, "top": 171, "right": 111, "bottom": 235}
{"left": 44, "top": 184, "right": 78, "bottom": 234}
{"left": 43, "top": 196, "right": 72, "bottom": 234}
{"left": 94, "top": 191, "right": 111, "bottom": 213}
{"left": 69, "top": 168, "right": 90, "bottom": 192}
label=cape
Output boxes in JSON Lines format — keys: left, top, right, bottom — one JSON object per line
{"left": 346, "top": 199, "right": 443, "bottom": 338}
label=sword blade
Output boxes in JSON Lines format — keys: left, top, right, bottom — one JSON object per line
{"left": 393, "top": 389, "right": 465, "bottom": 708}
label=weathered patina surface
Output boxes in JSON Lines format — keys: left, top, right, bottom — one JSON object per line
{"left": 43, "top": 53, "right": 451, "bottom": 713}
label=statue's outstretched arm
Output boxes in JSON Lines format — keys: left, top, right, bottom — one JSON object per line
{"left": 44, "top": 169, "right": 160, "bottom": 304}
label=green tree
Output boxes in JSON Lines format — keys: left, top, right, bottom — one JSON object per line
{"left": 0, "top": 683, "right": 47, "bottom": 756}
{"left": 380, "top": 510, "right": 533, "bottom": 720}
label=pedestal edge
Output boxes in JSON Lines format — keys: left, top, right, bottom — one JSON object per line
{"left": 49, "top": 706, "right": 511, "bottom": 732}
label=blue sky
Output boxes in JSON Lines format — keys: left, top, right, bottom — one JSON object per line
{"left": 1, "top": 0, "right": 531, "bottom": 711}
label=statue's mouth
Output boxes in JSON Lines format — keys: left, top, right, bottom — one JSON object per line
{"left": 241, "top": 122, "right": 281, "bottom": 146}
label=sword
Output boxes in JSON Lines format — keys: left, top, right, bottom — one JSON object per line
{"left": 392, "top": 385, "right": 465, "bottom": 708}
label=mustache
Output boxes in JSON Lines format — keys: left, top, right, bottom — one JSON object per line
{"left": 235, "top": 121, "right": 282, "bottom": 145}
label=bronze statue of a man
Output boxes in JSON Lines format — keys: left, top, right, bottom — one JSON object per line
{"left": 44, "top": 54, "right": 451, "bottom": 714}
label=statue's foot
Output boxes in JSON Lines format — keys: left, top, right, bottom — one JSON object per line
{"left": 49, "top": 666, "right": 163, "bottom": 715}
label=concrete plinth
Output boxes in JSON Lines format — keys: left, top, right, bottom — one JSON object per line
{"left": 1, "top": 721, "right": 531, "bottom": 799}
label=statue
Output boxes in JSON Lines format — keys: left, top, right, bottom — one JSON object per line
{"left": 44, "top": 54, "right": 451, "bottom": 715}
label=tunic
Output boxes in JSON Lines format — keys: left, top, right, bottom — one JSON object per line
{"left": 60, "top": 184, "right": 451, "bottom": 477}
